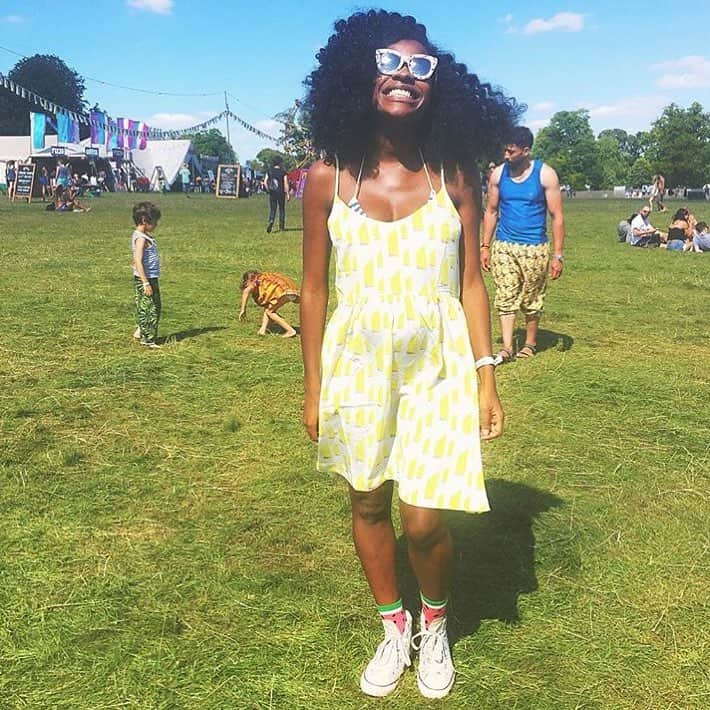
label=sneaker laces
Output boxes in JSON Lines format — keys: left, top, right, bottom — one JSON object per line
{"left": 412, "top": 625, "right": 450, "bottom": 667}
{"left": 371, "top": 628, "right": 412, "bottom": 668}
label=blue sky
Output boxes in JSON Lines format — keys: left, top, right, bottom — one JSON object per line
{"left": 1, "top": 0, "right": 708, "bottom": 160}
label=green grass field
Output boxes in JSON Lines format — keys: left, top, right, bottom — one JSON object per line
{"left": 1, "top": 192, "right": 708, "bottom": 709}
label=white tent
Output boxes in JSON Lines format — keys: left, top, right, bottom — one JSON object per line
{"left": 131, "top": 140, "right": 195, "bottom": 187}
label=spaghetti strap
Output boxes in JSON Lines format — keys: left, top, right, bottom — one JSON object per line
{"left": 418, "top": 148, "right": 435, "bottom": 196}
{"left": 334, "top": 155, "right": 340, "bottom": 201}
{"left": 352, "top": 156, "right": 366, "bottom": 201}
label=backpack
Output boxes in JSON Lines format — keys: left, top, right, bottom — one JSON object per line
{"left": 617, "top": 220, "right": 630, "bottom": 242}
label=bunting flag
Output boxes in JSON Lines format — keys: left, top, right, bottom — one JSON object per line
{"left": 1, "top": 70, "right": 278, "bottom": 148}
{"left": 90, "top": 110, "right": 106, "bottom": 145}
{"left": 139, "top": 122, "right": 149, "bottom": 150}
{"left": 127, "top": 119, "right": 138, "bottom": 149}
{"left": 30, "top": 112, "right": 46, "bottom": 151}
{"left": 57, "top": 112, "right": 71, "bottom": 142}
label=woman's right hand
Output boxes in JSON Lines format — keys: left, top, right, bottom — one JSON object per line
{"left": 143, "top": 284, "right": 153, "bottom": 297}
{"left": 303, "top": 390, "right": 320, "bottom": 442}
{"left": 480, "top": 247, "right": 491, "bottom": 271}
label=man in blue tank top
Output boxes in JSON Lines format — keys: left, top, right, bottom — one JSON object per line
{"left": 481, "top": 126, "right": 566, "bottom": 361}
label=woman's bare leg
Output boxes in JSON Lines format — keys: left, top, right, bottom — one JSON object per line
{"left": 399, "top": 501, "right": 452, "bottom": 602}
{"left": 350, "top": 482, "right": 400, "bottom": 605}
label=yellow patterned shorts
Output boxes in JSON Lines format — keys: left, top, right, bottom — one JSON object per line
{"left": 490, "top": 240, "right": 549, "bottom": 316}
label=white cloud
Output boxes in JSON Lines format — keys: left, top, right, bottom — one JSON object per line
{"left": 653, "top": 55, "right": 710, "bottom": 89}
{"left": 147, "top": 112, "right": 208, "bottom": 128}
{"left": 523, "top": 12, "right": 584, "bottom": 35}
{"left": 532, "top": 101, "right": 556, "bottom": 112}
{"left": 529, "top": 118, "right": 551, "bottom": 131}
{"left": 127, "top": 0, "right": 174, "bottom": 15}
{"left": 498, "top": 13, "right": 513, "bottom": 23}
{"left": 586, "top": 95, "right": 668, "bottom": 119}
{"left": 3, "top": 14, "right": 24, "bottom": 23}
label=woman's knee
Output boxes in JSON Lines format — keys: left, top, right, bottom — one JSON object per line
{"left": 350, "top": 483, "right": 393, "bottom": 525}
{"left": 400, "top": 505, "right": 447, "bottom": 549}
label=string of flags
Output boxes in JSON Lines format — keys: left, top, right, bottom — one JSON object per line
{"left": 1, "top": 71, "right": 280, "bottom": 148}
{"left": 148, "top": 110, "right": 279, "bottom": 142}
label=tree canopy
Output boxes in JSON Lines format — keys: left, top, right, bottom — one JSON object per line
{"left": 0, "top": 54, "right": 87, "bottom": 136}
{"left": 250, "top": 149, "right": 296, "bottom": 174}
{"left": 532, "top": 103, "right": 709, "bottom": 189}
{"left": 647, "top": 102, "right": 710, "bottom": 187}
{"left": 184, "top": 129, "right": 236, "bottom": 164}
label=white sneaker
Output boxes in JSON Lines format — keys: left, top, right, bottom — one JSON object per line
{"left": 360, "top": 610, "right": 412, "bottom": 697}
{"left": 412, "top": 614, "right": 455, "bottom": 699}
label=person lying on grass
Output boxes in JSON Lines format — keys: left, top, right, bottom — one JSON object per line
{"left": 238, "top": 270, "right": 300, "bottom": 337}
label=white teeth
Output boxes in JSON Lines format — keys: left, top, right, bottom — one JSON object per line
{"left": 388, "top": 88, "right": 414, "bottom": 99}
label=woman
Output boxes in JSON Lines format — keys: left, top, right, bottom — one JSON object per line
{"left": 300, "top": 10, "right": 520, "bottom": 699}
{"left": 665, "top": 207, "right": 696, "bottom": 250}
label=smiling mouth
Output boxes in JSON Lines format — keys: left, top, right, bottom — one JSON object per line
{"left": 384, "top": 86, "right": 418, "bottom": 100}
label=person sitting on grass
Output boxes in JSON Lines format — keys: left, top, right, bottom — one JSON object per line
{"left": 665, "top": 208, "right": 696, "bottom": 251}
{"left": 691, "top": 221, "right": 710, "bottom": 252}
{"left": 629, "top": 205, "right": 666, "bottom": 247}
{"left": 239, "top": 270, "right": 300, "bottom": 338}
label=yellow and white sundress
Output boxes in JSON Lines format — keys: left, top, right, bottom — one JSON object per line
{"left": 317, "top": 155, "right": 490, "bottom": 514}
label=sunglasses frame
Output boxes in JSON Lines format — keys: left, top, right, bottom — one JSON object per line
{"left": 375, "top": 48, "right": 439, "bottom": 81}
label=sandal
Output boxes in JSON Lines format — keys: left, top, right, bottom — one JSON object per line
{"left": 517, "top": 343, "right": 537, "bottom": 359}
{"left": 495, "top": 347, "right": 514, "bottom": 365}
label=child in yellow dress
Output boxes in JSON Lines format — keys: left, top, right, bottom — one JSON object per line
{"left": 239, "top": 270, "right": 300, "bottom": 337}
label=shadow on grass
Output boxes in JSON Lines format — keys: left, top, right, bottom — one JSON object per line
{"left": 160, "top": 326, "right": 227, "bottom": 343}
{"left": 396, "top": 479, "right": 563, "bottom": 644}
{"left": 513, "top": 328, "right": 574, "bottom": 354}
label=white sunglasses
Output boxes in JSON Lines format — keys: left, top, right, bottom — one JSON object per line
{"left": 375, "top": 48, "right": 438, "bottom": 81}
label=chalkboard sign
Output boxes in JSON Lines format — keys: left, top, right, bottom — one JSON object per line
{"left": 216, "top": 164, "right": 240, "bottom": 199}
{"left": 13, "top": 163, "right": 36, "bottom": 203}
{"left": 50, "top": 146, "right": 67, "bottom": 157}
{"left": 112, "top": 148, "right": 124, "bottom": 160}
{"left": 85, "top": 147, "right": 99, "bottom": 158}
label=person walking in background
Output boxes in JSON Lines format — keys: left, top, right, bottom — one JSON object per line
{"left": 481, "top": 126, "right": 565, "bottom": 363}
{"left": 39, "top": 165, "right": 50, "bottom": 201}
{"left": 179, "top": 163, "right": 191, "bottom": 196}
{"left": 238, "top": 270, "right": 300, "bottom": 337}
{"left": 263, "top": 157, "right": 289, "bottom": 233}
{"left": 5, "top": 160, "right": 16, "bottom": 200}
{"left": 131, "top": 202, "right": 163, "bottom": 349}
{"left": 300, "top": 9, "right": 513, "bottom": 699}
{"left": 648, "top": 173, "right": 666, "bottom": 213}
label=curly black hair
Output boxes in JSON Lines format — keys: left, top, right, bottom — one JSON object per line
{"left": 303, "top": 10, "right": 525, "bottom": 169}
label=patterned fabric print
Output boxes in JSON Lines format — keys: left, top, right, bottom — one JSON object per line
{"left": 318, "top": 187, "right": 490, "bottom": 514}
{"left": 252, "top": 272, "right": 300, "bottom": 309}
{"left": 134, "top": 277, "right": 161, "bottom": 343}
{"left": 490, "top": 240, "right": 549, "bottom": 316}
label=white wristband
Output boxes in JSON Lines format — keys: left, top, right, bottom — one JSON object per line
{"left": 475, "top": 356, "right": 496, "bottom": 370}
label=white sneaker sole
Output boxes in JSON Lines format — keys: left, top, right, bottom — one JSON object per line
{"left": 417, "top": 670, "right": 455, "bottom": 699}
{"left": 360, "top": 671, "right": 401, "bottom": 697}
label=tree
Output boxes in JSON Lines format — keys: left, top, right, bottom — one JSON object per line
{"left": 0, "top": 54, "right": 87, "bottom": 136}
{"left": 535, "top": 110, "right": 603, "bottom": 189}
{"left": 647, "top": 102, "right": 710, "bottom": 187}
{"left": 626, "top": 157, "right": 653, "bottom": 188}
{"left": 274, "top": 101, "right": 314, "bottom": 167}
{"left": 185, "top": 129, "right": 236, "bottom": 164}
{"left": 597, "top": 134, "right": 628, "bottom": 188}
{"left": 251, "top": 148, "right": 295, "bottom": 174}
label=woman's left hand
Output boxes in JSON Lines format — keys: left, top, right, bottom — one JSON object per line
{"left": 479, "top": 382, "right": 504, "bottom": 441}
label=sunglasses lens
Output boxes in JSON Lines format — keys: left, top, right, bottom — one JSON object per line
{"left": 409, "top": 56, "right": 433, "bottom": 79}
{"left": 377, "top": 50, "right": 402, "bottom": 74}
